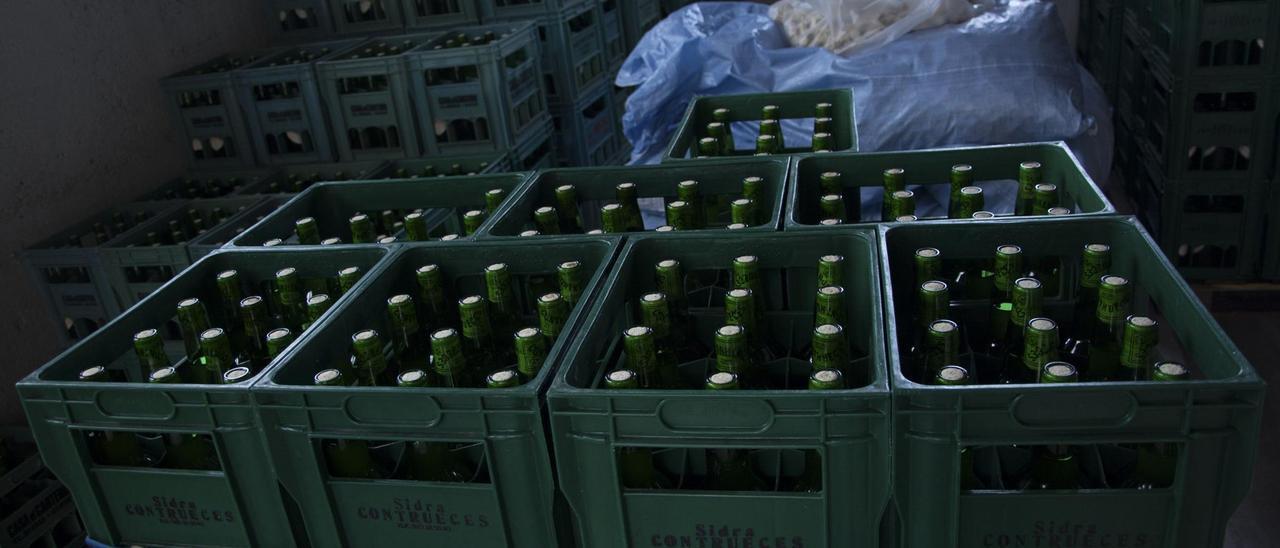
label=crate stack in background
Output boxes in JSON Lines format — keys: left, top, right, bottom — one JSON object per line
{"left": 1, "top": 429, "right": 84, "bottom": 548}
{"left": 1077, "top": 0, "right": 1280, "bottom": 280}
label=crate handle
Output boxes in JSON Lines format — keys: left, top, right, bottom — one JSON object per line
{"left": 656, "top": 398, "right": 776, "bottom": 433}
{"left": 342, "top": 394, "right": 443, "bottom": 426}
{"left": 1009, "top": 391, "right": 1138, "bottom": 429}
{"left": 93, "top": 390, "right": 178, "bottom": 420}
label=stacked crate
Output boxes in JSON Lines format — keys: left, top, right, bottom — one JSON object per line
{"left": 1082, "top": 0, "right": 1280, "bottom": 279}
{"left": 0, "top": 429, "right": 84, "bottom": 548}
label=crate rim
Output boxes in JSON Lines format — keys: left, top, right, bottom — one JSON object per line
{"left": 250, "top": 236, "right": 623, "bottom": 397}
{"left": 876, "top": 215, "right": 1264, "bottom": 394}
{"left": 547, "top": 228, "right": 891, "bottom": 399}
{"left": 238, "top": 37, "right": 366, "bottom": 72}
{"left": 16, "top": 245, "right": 395, "bottom": 392}
{"left": 784, "top": 140, "right": 1118, "bottom": 228}
{"left": 226, "top": 171, "right": 535, "bottom": 248}
{"left": 475, "top": 155, "right": 792, "bottom": 239}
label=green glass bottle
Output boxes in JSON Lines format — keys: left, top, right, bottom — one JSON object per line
{"left": 759, "top": 119, "right": 783, "bottom": 150}
{"left": 640, "top": 292, "right": 685, "bottom": 387}
{"left": 484, "top": 262, "right": 519, "bottom": 343}
{"left": 998, "top": 277, "right": 1044, "bottom": 383}
{"left": 730, "top": 198, "right": 756, "bottom": 227}
{"left": 151, "top": 367, "right": 219, "bottom": 470}
{"left": 199, "top": 327, "right": 239, "bottom": 382}
{"left": 706, "top": 372, "right": 768, "bottom": 491}
{"left": 558, "top": 260, "right": 586, "bottom": 307}
{"left": 714, "top": 324, "right": 753, "bottom": 384}
{"left": 616, "top": 182, "right": 644, "bottom": 231}
{"left": 755, "top": 134, "right": 777, "bottom": 155}
{"left": 132, "top": 328, "right": 170, "bottom": 377}
{"left": 713, "top": 107, "right": 736, "bottom": 152}
{"left": 909, "top": 281, "right": 950, "bottom": 376}
{"left": 914, "top": 247, "right": 942, "bottom": 287}
{"left": 1119, "top": 315, "right": 1159, "bottom": 381}
{"left": 305, "top": 294, "right": 332, "bottom": 330}
{"left": 554, "top": 184, "right": 585, "bottom": 233}
{"left": 533, "top": 206, "right": 562, "bottom": 235}
{"left": 952, "top": 186, "right": 984, "bottom": 219}
{"left": 725, "top": 288, "right": 771, "bottom": 365}
{"left": 600, "top": 203, "right": 628, "bottom": 233}
{"left": 817, "top": 254, "right": 844, "bottom": 288}
{"left": 1126, "top": 362, "right": 1186, "bottom": 487}
{"left": 485, "top": 187, "right": 507, "bottom": 215}
{"left": 537, "top": 292, "right": 569, "bottom": 344}
{"left": 934, "top": 364, "right": 970, "bottom": 386}
{"left": 1066, "top": 243, "right": 1112, "bottom": 347}
{"left": 623, "top": 326, "right": 663, "bottom": 388}
{"left": 1031, "top": 183, "right": 1059, "bottom": 215}
{"left": 1086, "top": 275, "right": 1132, "bottom": 381}
{"left": 337, "top": 265, "right": 363, "bottom": 295}
{"left": 239, "top": 295, "right": 271, "bottom": 369}
{"left": 813, "top": 286, "right": 847, "bottom": 329}
{"left": 707, "top": 122, "right": 730, "bottom": 155}
{"left": 812, "top": 132, "right": 832, "bottom": 153}
{"left": 223, "top": 366, "right": 253, "bottom": 384}
{"left": 176, "top": 297, "right": 212, "bottom": 364}
{"left": 403, "top": 211, "right": 430, "bottom": 241}
{"left": 80, "top": 366, "right": 146, "bottom": 466}
{"left": 514, "top": 327, "right": 549, "bottom": 382}
{"left": 881, "top": 168, "right": 906, "bottom": 221}
{"left": 348, "top": 213, "right": 376, "bottom": 243}
{"left": 1026, "top": 362, "right": 1081, "bottom": 489}
{"left": 1015, "top": 161, "right": 1042, "bottom": 216}
{"left": 351, "top": 329, "right": 392, "bottom": 386}
{"left": 676, "top": 180, "right": 707, "bottom": 229}
{"left": 923, "top": 319, "right": 960, "bottom": 381}
{"left": 814, "top": 102, "right": 833, "bottom": 118}
{"left": 275, "top": 267, "right": 307, "bottom": 331}
{"left": 486, "top": 369, "right": 521, "bottom": 388}
{"left": 1017, "top": 318, "right": 1061, "bottom": 384}
{"left": 742, "top": 176, "right": 766, "bottom": 225}
{"left": 607, "top": 368, "right": 672, "bottom": 488}
{"left": 295, "top": 216, "right": 321, "bottom": 245}
{"left": 404, "top": 436, "right": 470, "bottom": 482}
{"left": 458, "top": 295, "right": 501, "bottom": 372}
{"left": 697, "top": 137, "right": 720, "bottom": 157}
{"left": 971, "top": 211, "right": 996, "bottom": 219}
{"left": 415, "top": 264, "right": 455, "bottom": 330}
{"left": 946, "top": 164, "right": 974, "bottom": 218}
{"left": 462, "top": 209, "right": 486, "bottom": 236}
{"left": 665, "top": 200, "right": 694, "bottom": 231}
{"left": 814, "top": 116, "right": 833, "bottom": 135}
{"left": 810, "top": 323, "right": 850, "bottom": 376}
{"left": 819, "top": 194, "right": 846, "bottom": 223}
{"left": 732, "top": 255, "right": 767, "bottom": 319}
{"left": 888, "top": 190, "right": 916, "bottom": 219}
{"left": 387, "top": 294, "right": 431, "bottom": 372}
{"left": 431, "top": 328, "right": 473, "bottom": 388}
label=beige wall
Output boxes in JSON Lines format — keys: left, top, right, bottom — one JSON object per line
{"left": 0, "top": 1, "right": 270, "bottom": 424}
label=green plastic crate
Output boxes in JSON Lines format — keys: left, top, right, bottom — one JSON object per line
{"left": 618, "top": 0, "right": 660, "bottom": 52}
{"left": 879, "top": 216, "right": 1265, "bottom": 547}
{"left": 265, "top": 0, "right": 335, "bottom": 44}
{"left": 231, "top": 173, "right": 531, "bottom": 248}
{"left": 1081, "top": 0, "right": 1123, "bottom": 98}
{"left": 1, "top": 429, "right": 81, "bottom": 548}
{"left": 18, "top": 247, "right": 392, "bottom": 548}
{"left": 22, "top": 201, "right": 183, "bottom": 345}
{"left": 162, "top": 49, "right": 278, "bottom": 168}
{"left": 380, "top": 151, "right": 511, "bottom": 178}
{"left": 137, "top": 167, "right": 281, "bottom": 201}
{"left": 1128, "top": 162, "right": 1266, "bottom": 279}
{"left": 327, "top": 0, "right": 405, "bottom": 35}
{"left": 481, "top": 156, "right": 788, "bottom": 238}
{"left": 317, "top": 33, "right": 440, "bottom": 162}
{"left": 404, "top": 22, "right": 553, "bottom": 156}
{"left": 551, "top": 79, "right": 623, "bottom": 166}
{"left": 480, "top": 0, "right": 589, "bottom": 25}
{"left": 400, "top": 0, "right": 480, "bottom": 29}
{"left": 252, "top": 238, "right": 619, "bottom": 548}
{"left": 509, "top": 117, "right": 558, "bottom": 171}
{"left": 100, "top": 196, "right": 271, "bottom": 309}
{"left": 1137, "top": 0, "right": 1279, "bottom": 81}
{"left": 786, "top": 142, "right": 1115, "bottom": 227}
{"left": 524, "top": 2, "right": 609, "bottom": 104}
{"left": 548, "top": 230, "right": 890, "bottom": 547}
{"left": 598, "top": 0, "right": 626, "bottom": 68}
{"left": 235, "top": 40, "right": 363, "bottom": 166}
{"left": 187, "top": 196, "right": 292, "bottom": 260}
{"left": 237, "top": 160, "right": 392, "bottom": 195}
{"left": 1137, "top": 69, "right": 1278, "bottom": 186}
{"left": 664, "top": 88, "right": 858, "bottom": 162}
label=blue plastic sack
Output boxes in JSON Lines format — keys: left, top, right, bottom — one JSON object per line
{"left": 618, "top": 0, "right": 1111, "bottom": 190}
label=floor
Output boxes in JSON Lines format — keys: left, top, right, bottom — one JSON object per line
{"left": 1217, "top": 307, "right": 1279, "bottom": 547}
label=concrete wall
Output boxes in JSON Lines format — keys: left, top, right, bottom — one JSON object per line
{"left": 0, "top": 1, "right": 270, "bottom": 424}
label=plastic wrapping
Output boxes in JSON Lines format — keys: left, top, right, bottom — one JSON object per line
{"left": 769, "top": 0, "right": 986, "bottom": 56}
{"left": 618, "top": 1, "right": 1112, "bottom": 192}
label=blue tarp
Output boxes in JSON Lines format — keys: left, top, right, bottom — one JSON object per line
{"left": 618, "top": 0, "right": 1113, "bottom": 190}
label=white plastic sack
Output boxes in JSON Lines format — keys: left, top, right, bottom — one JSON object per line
{"left": 769, "top": 0, "right": 986, "bottom": 56}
